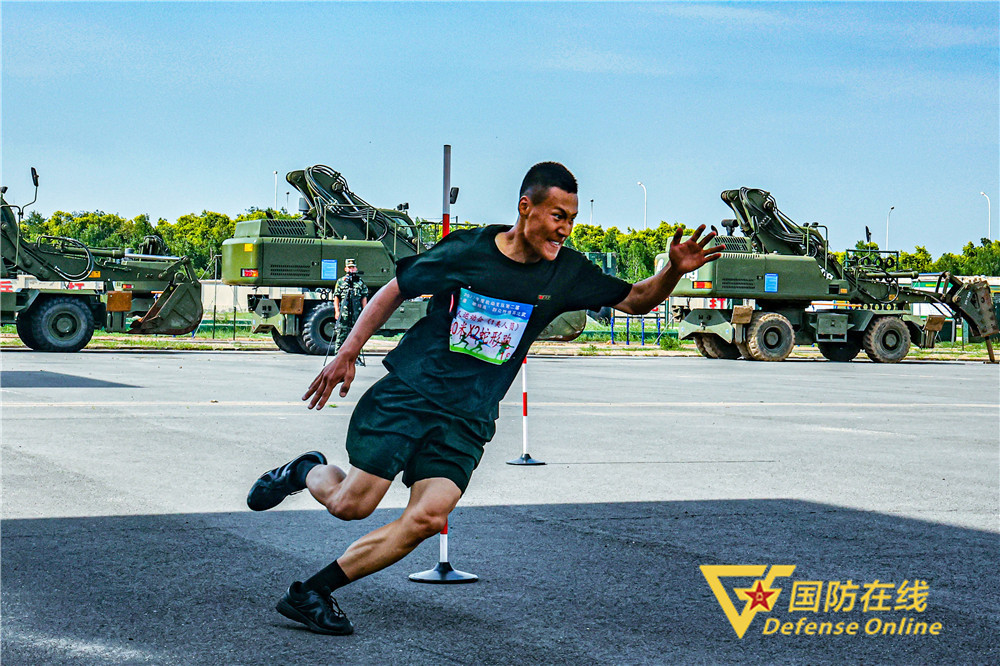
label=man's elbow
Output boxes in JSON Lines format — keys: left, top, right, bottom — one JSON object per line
{"left": 614, "top": 299, "right": 651, "bottom": 316}
{"left": 615, "top": 286, "right": 655, "bottom": 316}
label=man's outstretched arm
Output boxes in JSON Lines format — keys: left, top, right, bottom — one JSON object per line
{"left": 614, "top": 225, "right": 724, "bottom": 315}
{"left": 303, "top": 278, "right": 406, "bottom": 409}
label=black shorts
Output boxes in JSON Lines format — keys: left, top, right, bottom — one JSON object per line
{"left": 345, "top": 374, "right": 496, "bottom": 493}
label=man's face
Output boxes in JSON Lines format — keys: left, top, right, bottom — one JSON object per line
{"left": 519, "top": 187, "right": 578, "bottom": 261}
{"left": 347, "top": 266, "right": 357, "bottom": 275}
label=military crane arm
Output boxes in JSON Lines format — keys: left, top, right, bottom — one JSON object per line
{"left": 287, "top": 165, "right": 422, "bottom": 262}
{"left": 721, "top": 188, "right": 844, "bottom": 280}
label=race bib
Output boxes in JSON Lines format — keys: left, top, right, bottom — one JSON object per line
{"left": 449, "top": 288, "right": 533, "bottom": 365}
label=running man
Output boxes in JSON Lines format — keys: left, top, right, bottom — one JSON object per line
{"left": 247, "top": 162, "right": 723, "bottom": 635}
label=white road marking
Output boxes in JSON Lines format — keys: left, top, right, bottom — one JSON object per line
{"left": 2, "top": 400, "right": 993, "bottom": 409}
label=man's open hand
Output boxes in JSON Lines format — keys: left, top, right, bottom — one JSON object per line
{"left": 668, "top": 224, "right": 725, "bottom": 275}
{"left": 302, "top": 352, "right": 356, "bottom": 409}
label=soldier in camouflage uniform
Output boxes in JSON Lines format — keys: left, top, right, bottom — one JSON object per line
{"left": 333, "top": 259, "right": 368, "bottom": 355}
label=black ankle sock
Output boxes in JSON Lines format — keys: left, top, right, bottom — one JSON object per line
{"left": 291, "top": 458, "right": 322, "bottom": 490}
{"left": 303, "top": 560, "right": 351, "bottom": 594}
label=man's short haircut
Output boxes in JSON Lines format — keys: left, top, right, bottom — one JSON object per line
{"left": 519, "top": 162, "right": 578, "bottom": 204}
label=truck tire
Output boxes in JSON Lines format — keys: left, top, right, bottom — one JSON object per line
{"left": 817, "top": 341, "right": 862, "bottom": 362}
{"left": 863, "top": 316, "right": 910, "bottom": 363}
{"left": 693, "top": 334, "right": 717, "bottom": 358}
{"left": 745, "top": 312, "right": 794, "bottom": 361}
{"left": 15, "top": 308, "right": 42, "bottom": 350}
{"left": 28, "top": 296, "right": 95, "bottom": 352}
{"left": 271, "top": 328, "right": 306, "bottom": 354}
{"left": 300, "top": 302, "right": 338, "bottom": 356}
{"left": 703, "top": 335, "right": 742, "bottom": 360}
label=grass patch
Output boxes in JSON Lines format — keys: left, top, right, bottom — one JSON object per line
{"left": 658, "top": 335, "right": 683, "bottom": 351}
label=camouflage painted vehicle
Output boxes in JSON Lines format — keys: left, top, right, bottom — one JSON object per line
{"left": 659, "top": 188, "right": 998, "bottom": 363}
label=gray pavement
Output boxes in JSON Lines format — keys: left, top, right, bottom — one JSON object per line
{"left": 1, "top": 350, "right": 998, "bottom": 664}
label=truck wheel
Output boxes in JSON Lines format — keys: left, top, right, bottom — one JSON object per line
{"left": 15, "top": 309, "right": 42, "bottom": 350}
{"left": 28, "top": 296, "right": 95, "bottom": 352}
{"left": 817, "top": 341, "right": 862, "bottom": 362}
{"left": 745, "top": 312, "right": 794, "bottom": 361}
{"left": 704, "top": 335, "right": 742, "bottom": 360}
{"left": 863, "top": 316, "right": 910, "bottom": 363}
{"left": 271, "top": 328, "right": 306, "bottom": 354}
{"left": 300, "top": 302, "right": 338, "bottom": 356}
{"left": 693, "top": 334, "right": 717, "bottom": 358}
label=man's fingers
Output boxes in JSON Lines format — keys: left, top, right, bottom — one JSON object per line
{"left": 339, "top": 366, "right": 356, "bottom": 397}
{"left": 698, "top": 230, "right": 718, "bottom": 249}
{"left": 687, "top": 224, "right": 705, "bottom": 243}
{"left": 303, "top": 374, "right": 323, "bottom": 400}
{"left": 671, "top": 226, "right": 684, "bottom": 245}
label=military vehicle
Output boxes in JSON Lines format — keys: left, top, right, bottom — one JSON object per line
{"left": 222, "top": 164, "right": 587, "bottom": 354}
{"left": 659, "top": 187, "right": 998, "bottom": 363}
{"left": 1, "top": 168, "right": 203, "bottom": 352}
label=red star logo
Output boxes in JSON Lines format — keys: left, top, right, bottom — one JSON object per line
{"left": 742, "top": 581, "right": 777, "bottom": 611}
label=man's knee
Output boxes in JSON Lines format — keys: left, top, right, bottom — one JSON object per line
{"left": 401, "top": 507, "right": 448, "bottom": 541}
{"left": 326, "top": 495, "right": 376, "bottom": 521}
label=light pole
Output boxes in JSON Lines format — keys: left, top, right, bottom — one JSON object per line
{"left": 590, "top": 199, "right": 594, "bottom": 226}
{"left": 286, "top": 191, "right": 290, "bottom": 211}
{"left": 637, "top": 181, "right": 647, "bottom": 230}
{"left": 885, "top": 206, "right": 894, "bottom": 249}
{"left": 981, "top": 192, "right": 991, "bottom": 241}
{"left": 273, "top": 171, "right": 278, "bottom": 210}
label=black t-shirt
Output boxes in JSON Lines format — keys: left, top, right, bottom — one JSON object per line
{"left": 385, "top": 224, "right": 631, "bottom": 420}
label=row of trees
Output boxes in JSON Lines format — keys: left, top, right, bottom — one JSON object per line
{"left": 567, "top": 222, "right": 1000, "bottom": 281}
{"left": 18, "top": 209, "right": 1000, "bottom": 279}
{"left": 21, "top": 208, "right": 296, "bottom": 276}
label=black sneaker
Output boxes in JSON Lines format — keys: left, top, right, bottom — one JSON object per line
{"left": 246, "top": 451, "right": 327, "bottom": 511}
{"left": 276, "top": 582, "right": 354, "bottom": 635}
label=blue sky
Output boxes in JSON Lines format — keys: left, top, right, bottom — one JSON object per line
{"left": 2, "top": 1, "right": 997, "bottom": 256}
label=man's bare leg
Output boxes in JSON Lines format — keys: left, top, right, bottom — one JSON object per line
{"left": 306, "top": 465, "right": 393, "bottom": 521}
{"left": 336, "top": 477, "right": 462, "bottom": 580}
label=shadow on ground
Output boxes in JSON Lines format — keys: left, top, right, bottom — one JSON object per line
{"left": 0, "top": 371, "right": 137, "bottom": 389}
{"left": 2, "top": 500, "right": 997, "bottom": 665}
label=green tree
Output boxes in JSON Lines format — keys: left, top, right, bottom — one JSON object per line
{"left": 899, "top": 246, "right": 932, "bottom": 273}
{"left": 155, "top": 211, "right": 235, "bottom": 272}
{"left": 958, "top": 239, "right": 1000, "bottom": 276}
{"left": 930, "top": 252, "right": 964, "bottom": 274}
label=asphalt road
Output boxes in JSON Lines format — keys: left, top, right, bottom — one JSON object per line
{"left": 2, "top": 350, "right": 998, "bottom": 665}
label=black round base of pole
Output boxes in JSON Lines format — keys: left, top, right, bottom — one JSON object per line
{"left": 408, "top": 562, "right": 478, "bottom": 584}
{"left": 506, "top": 453, "right": 545, "bottom": 466}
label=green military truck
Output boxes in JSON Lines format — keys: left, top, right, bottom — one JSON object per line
{"left": 221, "top": 165, "right": 428, "bottom": 354}
{"left": 1, "top": 169, "right": 203, "bottom": 352}
{"left": 659, "top": 188, "right": 998, "bottom": 363}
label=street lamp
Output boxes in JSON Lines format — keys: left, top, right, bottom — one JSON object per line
{"left": 590, "top": 199, "right": 594, "bottom": 226}
{"left": 273, "top": 171, "right": 278, "bottom": 210}
{"left": 981, "top": 192, "right": 991, "bottom": 241}
{"left": 885, "top": 206, "right": 894, "bottom": 249}
{"left": 637, "top": 181, "right": 647, "bottom": 230}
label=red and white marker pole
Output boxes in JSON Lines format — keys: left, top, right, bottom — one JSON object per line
{"left": 442, "top": 144, "right": 451, "bottom": 238}
{"left": 409, "top": 517, "right": 477, "bottom": 583}
{"left": 507, "top": 357, "right": 545, "bottom": 466}
{"left": 410, "top": 146, "right": 477, "bottom": 584}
